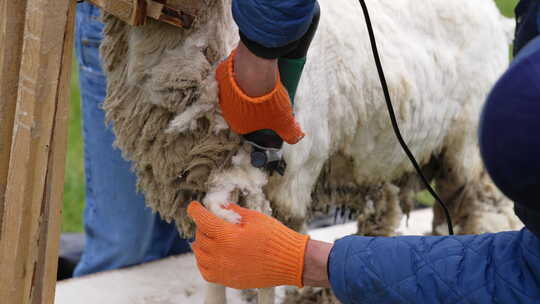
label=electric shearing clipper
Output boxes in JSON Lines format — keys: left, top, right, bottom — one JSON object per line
{"left": 244, "top": 130, "right": 287, "bottom": 176}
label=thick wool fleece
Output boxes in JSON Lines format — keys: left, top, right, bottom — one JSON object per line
{"left": 100, "top": 0, "right": 242, "bottom": 235}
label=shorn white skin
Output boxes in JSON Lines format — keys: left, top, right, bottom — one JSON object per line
{"left": 100, "top": 0, "right": 520, "bottom": 303}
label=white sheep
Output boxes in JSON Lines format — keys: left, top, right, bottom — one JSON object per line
{"left": 99, "top": 0, "right": 520, "bottom": 303}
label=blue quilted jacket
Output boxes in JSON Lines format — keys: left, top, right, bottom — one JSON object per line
{"left": 232, "top": 0, "right": 316, "bottom": 47}
{"left": 329, "top": 229, "right": 540, "bottom": 303}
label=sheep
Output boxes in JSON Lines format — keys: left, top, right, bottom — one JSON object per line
{"left": 99, "top": 0, "right": 521, "bottom": 303}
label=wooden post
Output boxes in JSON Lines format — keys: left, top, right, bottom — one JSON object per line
{"left": 0, "top": 0, "right": 28, "bottom": 238}
{"left": 0, "top": 0, "right": 76, "bottom": 303}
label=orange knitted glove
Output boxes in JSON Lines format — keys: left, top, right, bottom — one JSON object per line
{"left": 216, "top": 50, "right": 305, "bottom": 144}
{"left": 187, "top": 201, "right": 310, "bottom": 289}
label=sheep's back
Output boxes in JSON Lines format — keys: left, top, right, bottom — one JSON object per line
{"left": 290, "top": 0, "right": 510, "bottom": 183}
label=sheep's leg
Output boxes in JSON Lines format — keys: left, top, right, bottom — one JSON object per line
{"left": 432, "top": 163, "right": 467, "bottom": 235}
{"left": 202, "top": 151, "right": 276, "bottom": 304}
{"left": 205, "top": 283, "right": 227, "bottom": 304}
{"left": 258, "top": 288, "right": 275, "bottom": 304}
{"left": 432, "top": 143, "right": 490, "bottom": 235}
{"left": 202, "top": 195, "right": 232, "bottom": 304}
{"left": 356, "top": 183, "right": 402, "bottom": 237}
{"left": 256, "top": 212, "right": 276, "bottom": 304}
{"left": 433, "top": 148, "right": 521, "bottom": 235}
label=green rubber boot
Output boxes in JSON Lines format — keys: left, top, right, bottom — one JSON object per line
{"left": 278, "top": 57, "right": 307, "bottom": 104}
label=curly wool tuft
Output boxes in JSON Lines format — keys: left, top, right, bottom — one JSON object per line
{"left": 100, "top": 2, "right": 241, "bottom": 235}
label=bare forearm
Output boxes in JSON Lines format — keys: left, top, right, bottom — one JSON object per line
{"left": 302, "top": 240, "right": 332, "bottom": 287}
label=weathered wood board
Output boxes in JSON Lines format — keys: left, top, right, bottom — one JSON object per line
{"left": 0, "top": 0, "right": 76, "bottom": 303}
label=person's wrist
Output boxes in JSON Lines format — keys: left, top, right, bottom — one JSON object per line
{"left": 302, "top": 240, "right": 332, "bottom": 287}
{"left": 234, "top": 41, "right": 278, "bottom": 97}
{"left": 261, "top": 221, "right": 310, "bottom": 288}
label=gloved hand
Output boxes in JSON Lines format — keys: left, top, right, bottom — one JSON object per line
{"left": 215, "top": 49, "right": 305, "bottom": 145}
{"left": 187, "top": 201, "right": 310, "bottom": 289}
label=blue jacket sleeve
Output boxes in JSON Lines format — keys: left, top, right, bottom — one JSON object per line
{"left": 328, "top": 229, "right": 540, "bottom": 304}
{"left": 232, "top": 0, "right": 316, "bottom": 48}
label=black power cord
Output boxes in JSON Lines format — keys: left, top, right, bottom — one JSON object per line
{"left": 358, "top": 0, "right": 454, "bottom": 235}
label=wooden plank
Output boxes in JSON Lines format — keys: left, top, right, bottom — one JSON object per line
{"left": 0, "top": 0, "right": 76, "bottom": 303}
{"left": 86, "top": 0, "right": 196, "bottom": 28}
{"left": 86, "top": 0, "right": 149, "bottom": 25}
{"left": 0, "top": 0, "right": 28, "bottom": 238}
{"left": 31, "top": 2, "right": 76, "bottom": 303}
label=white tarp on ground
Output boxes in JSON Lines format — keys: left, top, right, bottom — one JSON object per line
{"left": 55, "top": 209, "right": 433, "bottom": 304}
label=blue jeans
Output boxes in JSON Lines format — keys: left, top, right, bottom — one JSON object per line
{"left": 73, "top": 2, "right": 190, "bottom": 277}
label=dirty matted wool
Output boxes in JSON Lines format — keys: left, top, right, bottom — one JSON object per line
{"left": 100, "top": 0, "right": 241, "bottom": 235}
{"left": 282, "top": 288, "right": 340, "bottom": 304}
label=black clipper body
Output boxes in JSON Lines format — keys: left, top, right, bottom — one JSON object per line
{"left": 243, "top": 130, "right": 287, "bottom": 176}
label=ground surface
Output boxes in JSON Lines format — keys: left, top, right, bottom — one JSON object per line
{"left": 55, "top": 209, "right": 434, "bottom": 304}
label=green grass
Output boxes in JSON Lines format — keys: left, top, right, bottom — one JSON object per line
{"left": 495, "top": 0, "right": 518, "bottom": 17}
{"left": 62, "top": 62, "right": 85, "bottom": 232}
{"left": 61, "top": 1, "right": 522, "bottom": 230}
